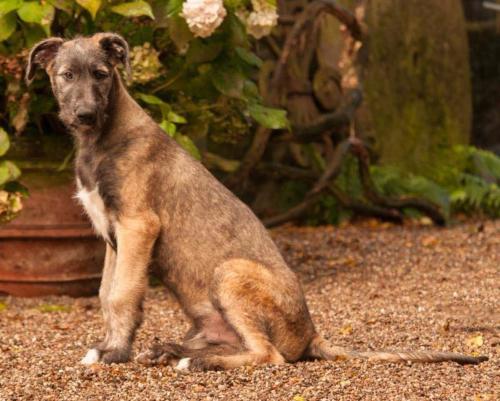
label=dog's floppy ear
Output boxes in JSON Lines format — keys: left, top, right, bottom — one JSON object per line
{"left": 26, "top": 37, "right": 64, "bottom": 85}
{"left": 96, "top": 33, "right": 131, "bottom": 78}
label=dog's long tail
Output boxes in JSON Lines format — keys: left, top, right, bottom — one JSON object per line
{"left": 306, "top": 335, "right": 488, "bottom": 365}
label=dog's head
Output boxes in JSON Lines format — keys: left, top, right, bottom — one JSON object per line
{"left": 26, "top": 33, "right": 130, "bottom": 134}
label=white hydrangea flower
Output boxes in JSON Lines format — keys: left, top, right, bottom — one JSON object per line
{"left": 245, "top": 0, "right": 278, "bottom": 39}
{"left": 181, "top": 0, "right": 227, "bottom": 38}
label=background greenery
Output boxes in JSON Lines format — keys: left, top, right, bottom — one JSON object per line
{"left": 0, "top": 0, "right": 499, "bottom": 224}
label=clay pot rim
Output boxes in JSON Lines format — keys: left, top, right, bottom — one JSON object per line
{"left": 0, "top": 224, "right": 97, "bottom": 238}
{"left": 0, "top": 274, "right": 102, "bottom": 283}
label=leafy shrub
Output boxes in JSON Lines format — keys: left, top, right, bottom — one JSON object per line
{"left": 0, "top": 127, "right": 23, "bottom": 222}
{"left": 0, "top": 0, "right": 286, "bottom": 222}
{"left": 371, "top": 146, "right": 500, "bottom": 219}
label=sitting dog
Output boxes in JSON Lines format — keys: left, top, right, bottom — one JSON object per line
{"left": 26, "top": 33, "right": 487, "bottom": 370}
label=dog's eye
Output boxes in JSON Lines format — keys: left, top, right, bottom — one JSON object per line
{"left": 63, "top": 71, "right": 74, "bottom": 80}
{"left": 94, "top": 70, "right": 109, "bottom": 80}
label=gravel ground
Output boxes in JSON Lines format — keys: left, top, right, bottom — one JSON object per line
{"left": 0, "top": 220, "right": 498, "bottom": 401}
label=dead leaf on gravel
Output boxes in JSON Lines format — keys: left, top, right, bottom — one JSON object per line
{"left": 421, "top": 235, "right": 440, "bottom": 247}
{"left": 293, "top": 396, "right": 306, "bottom": 401}
{"left": 466, "top": 334, "right": 484, "bottom": 348}
{"left": 419, "top": 217, "right": 433, "bottom": 226}
{"left": 36, "top": 304, "right": 71, "bottom": 313}
{"left": 474, "top": 394, "right": 495, "bottom": 401}
{"left": 340, "top": 379, "right": 351, "bottom": 387}
{"left": 0, "top": 301, "right": 7, "bottom": 312}
{"left": 339, "top": 324, "right": 353, "bottom": 336}
{"left": 52, "top": 324, "right": 70, "bottom": 331}
{"left": 440, "top": 319, "right": 450, "bottom": 333}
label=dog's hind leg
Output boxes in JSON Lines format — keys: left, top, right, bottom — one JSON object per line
{"left": 175, "top": 260, "right": 292, "bottom": 371}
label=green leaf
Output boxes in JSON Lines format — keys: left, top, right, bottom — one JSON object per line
{"left": 0, "top": 161, "right": 21, "bottom": 186}
{"left": 0, "top": 0, "right": 22, "bottom": 18}
{"left": 47, "top": 0, "right": 73, "bottom": 14}
{"left": 21, "top": 22, "right": 45, "bottom": 47}
{"left": 211, "top": 64, "right": 244, "bottom": 98}
{"left": 0, "top": 127, "right": 10, "bottom": 156}
{"left": 167, "top": 111, "right": 187, "bottom": 124}
{"left": 159, "top": 120, "right": 176, "bottom": 137}
{"left": 0, "top": 11, "right": 16, "bottom": 42}
{"left": 174, "top": 133, "right": 201, "bottom": 160}
{"left": 225, "top": 12, "right": 248, "bottom": 47}
{"left": 235, "top": 46, "right": 262, "bottom": 67}
{"left": 168, "top": 15, "right": 193, "bottom": 51}
{"left": 159, "top": 104, "right": 172, "bottom": 120}
{"left": 17, "top": 2, "right": 55, "bottom": 36}
{"left": 166, "top": 0, "right": 183, "bottom": 17}
{"left": 76, "top": 0, "right": 101, "bottom": 20}
{"left": 110, "top": 1, "right": 154, "bottom": 19}
{"left": 248, "top": 103, "right": 289, "bottom": 129}
{"left": 4, "top": 181, "right": 28, "bottom": 197}
{"left": 186, "top": 38, "right": 223, "bottom": 64}
{"left": 136, "top": 92, "right": 166, "bottom": 105}
{"left": 243, "top": 79, "right": 260, "bottom": 101}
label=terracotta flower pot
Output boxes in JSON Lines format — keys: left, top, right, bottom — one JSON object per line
{"left": 0, "top": 170, "right": 105, "bottom": 297}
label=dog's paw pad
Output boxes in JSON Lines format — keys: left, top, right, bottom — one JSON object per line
{"left": 175, "top": 358, "right": 191, "bottom": 371}
{"left": 81, "top": 348, "right": 100, "bottom": 365}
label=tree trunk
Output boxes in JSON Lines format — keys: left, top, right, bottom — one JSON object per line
{"left": 361, "top": 0, "right": 471, "bottom": 175}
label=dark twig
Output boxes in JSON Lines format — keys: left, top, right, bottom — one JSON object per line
{"left": 350, "top": 138, "right": 447, "bottom": 225}
{"left": 224, "top": 126, "right": 272, "bottom": 189}
{"left": 274, "top": 89, "right": 362, "bottom": 144}
{"left": 309, "top": 138, "right": 351, "bottom": 195}
{"left": 272, "top": 0, "right": 362, "bottom": 89}
{"left": 263, "top": 192, "right": 324, "bottom": 228}
{"left": 256, "top": 163, "right": 317, "bottom": 181}
{"left": 263, "top": 137, "right": 354, "bottom": 228}
{"left": 327, "top": 184, "right": 404, "bottom": 222}
{"left": 293, "top": 89, "right": 362, "bottom": 139}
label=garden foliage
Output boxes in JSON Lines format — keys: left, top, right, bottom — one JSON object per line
{"left": 0, "top": 0, "right": 285, "bottom": 219}
{"left": 0, "top": 0, "right": 498, "bottom": 223}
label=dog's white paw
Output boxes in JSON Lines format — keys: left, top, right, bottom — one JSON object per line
{"left": 175, "top": 357, "right": 191, "bottom": 371}
{"left": 81, "top": 348, "right": 100, "bottom": 365}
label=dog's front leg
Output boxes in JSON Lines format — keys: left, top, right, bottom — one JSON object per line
{"left": 82, "top": 215, "right": 160, "bottom": 365}
{"left": 81, "top": 243, "right": 116, "bottom": 365}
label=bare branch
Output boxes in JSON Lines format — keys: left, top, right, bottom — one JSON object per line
{"left": 272, "top": 0, "right": 362, "bottom": 89}
{"left": 350, "top": 139, "right": 447, "bottom": 226}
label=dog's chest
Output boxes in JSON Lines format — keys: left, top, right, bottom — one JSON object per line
{"left": 75, "top": 179, "right": 111, "bottom": 243}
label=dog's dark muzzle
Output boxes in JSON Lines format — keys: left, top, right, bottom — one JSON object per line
{"left": 76, "top": 109, "right": 97, "bottom": 126}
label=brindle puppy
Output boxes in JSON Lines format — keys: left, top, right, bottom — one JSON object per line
{"left": 26, "top": 33, "right": 487, "bottom": 370}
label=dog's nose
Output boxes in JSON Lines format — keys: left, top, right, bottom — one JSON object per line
{"left": 76, "top": 109, "right": 97, "bottom": 125}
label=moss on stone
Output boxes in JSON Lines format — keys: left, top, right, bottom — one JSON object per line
{"left": 362, "top": 0, "right": 471, "bottom": 176}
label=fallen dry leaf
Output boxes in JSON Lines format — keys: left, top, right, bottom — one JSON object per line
{"left": 474, "top": 394, "right": 495, "bottom": 401}
{"left": 339, "top": 324, "right": 353, "bottom": 336}
{"left": 421, "top": 235, "right": 440, "bottom": 247}
{"left": 466, "top": 334, "right": 484, "bottom": 348}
